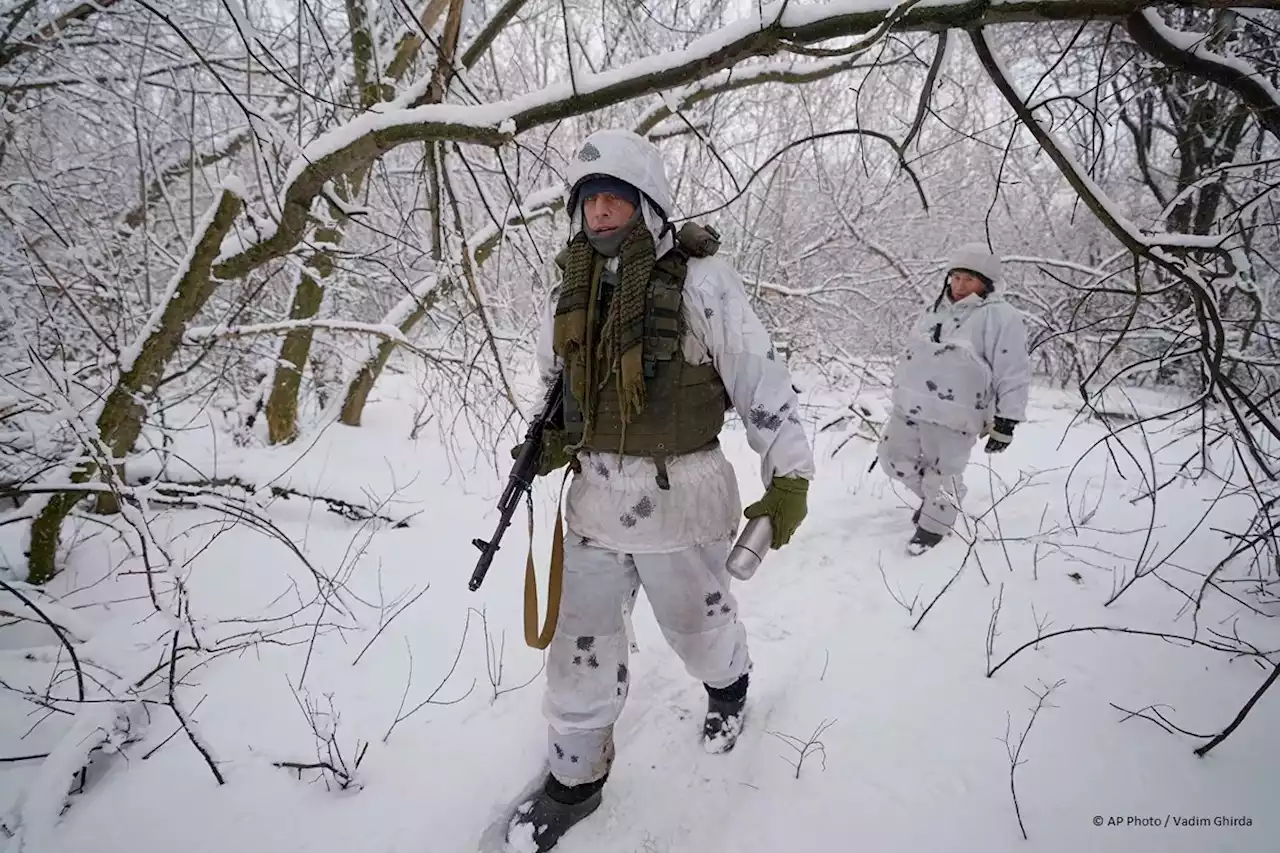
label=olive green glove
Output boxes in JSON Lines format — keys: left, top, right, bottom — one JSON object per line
{"left": 510, "top": 429, "right": 574, "bottom": 477}
{"left": 743, "top": 475, "right": 809, "bottom": 549}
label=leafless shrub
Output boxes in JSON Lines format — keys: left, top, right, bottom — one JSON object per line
{"left": 383, "top": 613, "right": 476, "bottom": 744}
{"left": 767, "top": 718, "right": 837, "bottom": 780}
{"left": 276, "top": 687, "right": 369, "bottom": 792}
{"left": 469, "top": 606, "right": 545, "bottom": 705}
{"left": 1001, "top": 679, "right": 1066, "bottom": 841}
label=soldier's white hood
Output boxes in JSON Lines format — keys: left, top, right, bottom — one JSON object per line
{"left": 564, "top": 129, "right": 675, "bottom": 249}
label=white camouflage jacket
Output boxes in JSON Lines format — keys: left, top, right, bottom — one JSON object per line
{"left": 890, "top": 290, "right": 1031, "bottom": 436}
{"left": 533, "top": 128, "right": 814, "bottom": 553}
{"left": 534, "top": 245, "right": 815, "bottom": 554}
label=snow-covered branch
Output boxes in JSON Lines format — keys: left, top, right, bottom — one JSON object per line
{"left": 0, "top": 0, "right": 123, "bottom": 71}
{"left": 1127, "top": 9, "right": 1280, "bottom": 140}
{"left": 212, "top": 0, "right": 1254, "bottom": 283}
{"left": 24, "top": 186, "right": 244, "bottom": 584}
{"left": 184, "top": 319, "right": 409, "bottom": 344}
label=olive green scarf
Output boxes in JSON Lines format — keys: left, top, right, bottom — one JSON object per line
{"left": 552, "top": 224, "right": 657, "bottom": 441}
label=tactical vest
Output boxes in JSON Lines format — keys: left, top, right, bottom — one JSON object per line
{"left": 561, "top": 224, "right": 731, "bottom": 467}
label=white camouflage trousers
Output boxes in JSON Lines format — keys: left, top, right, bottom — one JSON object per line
{"left": 876, "top": 411, "right": 976, "bottom": 535}
{"left": 543, "top": 534, "right": 751, "bottom": 786}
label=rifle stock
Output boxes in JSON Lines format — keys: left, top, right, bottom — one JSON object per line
{"left": 468, "top": 375, "right": 565, "bottom": 591}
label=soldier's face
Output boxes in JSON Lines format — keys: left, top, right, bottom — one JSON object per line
{"left": 583, "top": 192, "right": 636, "bottom": 234}
{"left": 948, "top": 270, "right": 985, "bottom": 300}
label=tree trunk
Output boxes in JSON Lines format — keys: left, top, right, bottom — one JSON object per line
{"left": 25, "top": 188, "right": 242, "bottom": 584}
{"left": 261, "top": 0, "right": 453, "bottom": 444}
{"left": 339, "top": 275, "right": 451, "bottom": 426}
{"left": 337, "top": 1, "right": 468, "bottom": 427}
{"left": 265, "top": 257, "right": 329, "bottom": 444}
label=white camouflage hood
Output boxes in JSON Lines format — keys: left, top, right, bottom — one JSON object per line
{"left": 564, "top": 129, "right": 674, "bottom": 245}
{"left": 947, "top": 242, "right": 1001, "bottom": 285}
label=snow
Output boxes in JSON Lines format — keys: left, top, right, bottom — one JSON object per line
{"left": 381, "top": 274, "right": 442, "bottom": 330}
{"left": 3, "top": 702, "right": 132, "bottom": 852}
{"left": 1139, "top": 10, "right": 1280, "bottom": 112}
{"left": 184, "top": 320, "right": 409, "bottom": 344}
{"left": 1, "top": 366, "right": 1275, "bottom": 853}
{"left": 464, "top": 187, "right": 564, "bottom": 261}
{"left": 259, "top": 0, "right": 927, "bottom": 259}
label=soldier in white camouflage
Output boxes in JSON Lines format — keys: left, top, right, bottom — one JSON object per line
{"left": 504, "top": 128, "right": 815, "bottom": 852}
{"left": 878, "top": 243, "right": 1032, "bottom": 554}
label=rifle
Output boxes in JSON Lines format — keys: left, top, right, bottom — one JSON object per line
{"left": 468, "top": 374, "right": 565, "bottom": 592}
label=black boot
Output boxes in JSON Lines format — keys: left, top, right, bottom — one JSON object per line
{"left": 504, "top": 774, "right": 605, "bottom": 852}
{"left": 907, "top": 526, "right": 944, "bottom": 555}
{"left": 703, "top": 673, "right": 748, "bottom": 754}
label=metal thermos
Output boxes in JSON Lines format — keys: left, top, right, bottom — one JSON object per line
{"left": 726, "top": 516, "right": 772, "bottom": 581}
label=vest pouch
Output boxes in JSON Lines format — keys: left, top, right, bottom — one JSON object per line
{"left": 560, "top": 240, "right": 728, "bottom": 457}
{"left": 645, "top": 263, "right": 684, "bottom": 362}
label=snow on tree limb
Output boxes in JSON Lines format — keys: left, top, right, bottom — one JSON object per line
{"left": 2, "top": 702, "right": 133, "bottom": 851}
{"left": 1127, "top": 9, "right": 1280, "bottom": 141}
{"left": 0, "top": 0, "right": 123, "bottom": 71}
{"left": 467, "top": 186, "right": 565, "bottom": 265}
{"left": 24, "top": 186, "right": 244, "bottom": 585}
{"left": 970, "top": 26, "right": 1280, "bottom": 477}
{"left": 210, "top": 0, "right": 1274, "bottom": 286}
{"left": 184, "top": 319, "right": 410, "bottom": 343}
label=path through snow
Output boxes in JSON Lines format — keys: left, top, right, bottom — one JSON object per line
{"left": 0, "top": 373, "right": 1275, "bottom": 853}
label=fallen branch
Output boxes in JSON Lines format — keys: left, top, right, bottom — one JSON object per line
{"left": 130, "top": 476, "right": 414, "bottom": 528}
{"left": 167, "top": 630, "right": 223, "bottom": 785}
{"left": 987, "top": 625, "right": 1264, "bottom": 679}
{"left": 912, "top": 560, "right": 967, "bottom": 631}
{"left": 352, "top": 585, "right": 430, "bottom": 667}
{"left": 986, "top": 583, "right": 1005, "bottom": 674}
{"left": 0, "top": 579, "right": 84, "bottom": 702}
{"left": 1110, "top": 702, "right": 1215, "bottom": 738}
{"left": 1195, "top": 660, "right": 1280, "bottom": 757}
{"left": 383, "top": 612, "right": 476, "bottom": 742}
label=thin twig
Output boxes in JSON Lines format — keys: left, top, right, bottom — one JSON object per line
{"left": 912, "top": 561, "right": 966, "bottom": 631}
{"left": 168, "top": 630, "right": 224, "bottom": 784}
{"left": 0, "top": 579, "right": 84, "bottom": 701}
{"left": 352, "top": 585, "right": 430, "bottom": 666}
{"left": 1195, "top": 661, "right": 1280, "bottom": 757}
{"left": 1004, "top": 679, "right": 1065, "bottom": 840}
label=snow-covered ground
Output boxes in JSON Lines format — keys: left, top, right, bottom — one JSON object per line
{"left": 1, "top": 366, "right": 1277, "bottom": 853}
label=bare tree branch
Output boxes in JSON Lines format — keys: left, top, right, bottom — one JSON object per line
{"left": 1127, "top": 9, "right": 1280, "bottom": 141}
